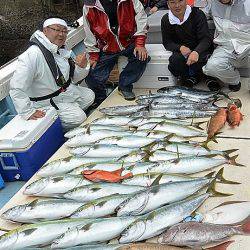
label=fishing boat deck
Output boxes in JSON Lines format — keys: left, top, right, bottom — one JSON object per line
{"left": 0, "top": 78, "right": 249, "bottom": 249}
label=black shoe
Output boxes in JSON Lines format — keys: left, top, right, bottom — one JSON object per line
{"left": 205, "top": 78, "right": 221, "bottom": 91}
{"left": 118, "top": 89, "right": 136, "bottom": 101}
{"left": 229, "top": 82, "right": 241, "bottom": 92}
{"left": 182, "top": 77, "right": 199, "bottom": 88}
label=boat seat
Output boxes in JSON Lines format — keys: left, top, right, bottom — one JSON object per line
{"left": 147, "top": 10, "right": 250, "bottom": 79}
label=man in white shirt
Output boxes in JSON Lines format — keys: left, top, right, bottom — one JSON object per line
{"left": 202, "top": 0, "right": 250, "bottom": 91}
{"left": 10, "top": 18, "right": 95, "bottom": 130}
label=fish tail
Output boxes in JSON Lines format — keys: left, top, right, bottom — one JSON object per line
{"left": 204, "top": 171, "right": 216, "bottom": 178}
{"left": 191, "top": 121, "right": 207, "bottom": 130}
{"left": 222, "top": 149, "right": 239, "bottom": 158}
{"left": 208, "top": 240, "right": 234, "bottom": 250}
{"left": 228, "top": 155, "right": 245, "bottom": 167}
{"left": 207, "top": 179, "right": 233, "bottom": 197}
{"left": 214, "top": 167, "right": 241, "bottom": 185}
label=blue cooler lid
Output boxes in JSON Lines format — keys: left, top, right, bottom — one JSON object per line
{"left": 0, "top": 108, "right": 58, "bottom": 151}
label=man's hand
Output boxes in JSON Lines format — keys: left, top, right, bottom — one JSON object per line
{"left": 180, "top": 46, "right": 192, "bottom": 57}
{"left": 187, "top": 51, "right": 199, "bottom": 66}
{"left": 134, "top": 47, "right": 148, "bottom": 61}
{"left": 28, "top": 110, "right": 46, "bottom": 120}
{"left": 89, "top": 59, "right": 97, "bottom": 69}
{"left": 75, "top": 53, "right": 88, "bottom": 68}
{"left": 150, "top": 6, "right": 158, "bottom": 14}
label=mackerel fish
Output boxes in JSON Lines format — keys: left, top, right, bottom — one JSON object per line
{"left": 119, "top": 193, "right": 209, "bottom": 243}
{"left": 123, "top": 155, "right": 240, "bottom": 175}
{"left": 0, "top": 218, "right": 93, "bottom": 249}
{"left": 95, "top": 135, "right": 157, "bottom": 148}
{"left": 51, "top": 216, "right": 137, "bottom": 248}
{"left": 70, "top": 162, "right": 157, "bottom": 175}
{"left": 92, "top": 116, "right": 135, "bottom": 126}
{"left": 63, "top": 183, "right": 144, "bottom": 202}
{"left": 70, "top": 194, "right": 132, "bottom": 219}
{"left": 65, "top": 130, "right": 133, "bottom": 147}
{"left": 69, "top": 144, "right": 139, "bottom": 158}
{"left": 151, "top": 102, "right": 219, "bottom": 111}
{"left": 117, "top": 177, "right": 212, "bottom": 216}
{"left": 136, "top": 122, "right": 207, "bottom": 137}
{"left": 122, "top": 172, "right": 205, "bottom": 186}
{"left": 69, "top": 162, "right": 134, "bottom": 175}
{"left": 23, "top": 175, "right": 91, "bottom": 197}
{"left": 38, "top": 156, "right": 120, "bottom": 177}
{"left": 149, "top": 150, "right": 182, "bottom": 162}
{"left": 65, "top": 124, "right": 132, "bottom": 139}
{"left": 150, "top": 141, "right": 238, "bottom": 158}
{"left": 99, "top": 105, "right": 147, "bottom": 116}
{"left": 1, "top": 199, "right": 84, "bottom": 223}
{"left": 147, "top": 108, "right": 216, "bottom": 119}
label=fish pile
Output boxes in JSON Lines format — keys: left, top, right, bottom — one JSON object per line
{"left": 0, "top": 86, "right": 248, "bottom": 250}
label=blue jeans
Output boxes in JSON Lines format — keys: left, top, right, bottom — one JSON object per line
{"left": 85, "top": 44, "right": 150, "bottom": 104}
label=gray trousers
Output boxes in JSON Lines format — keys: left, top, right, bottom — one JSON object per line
{"left": 203, "top": 46, "right": 250, "bottom": 86}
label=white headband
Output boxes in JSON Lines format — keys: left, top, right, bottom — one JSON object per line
{"left": 43, "top": 18, "right": 68, "bottom": 28}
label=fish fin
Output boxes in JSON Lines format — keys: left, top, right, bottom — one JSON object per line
{"left": 163, "top": 133, "right": 176, "bottom": 142}
{"left": 80, "top": 223, "right": 92, "bottom": 231}
{"left": 207, "top": 179, "right": 233, "bottom": 197}
{"left": 29, "top": 199, "right": 40, "bottom": 208}
{"left": 214, "top": 167, "right": 241, "bottom": 185}
{"left": 192, "top": 121, "right": 207, "bottom": 130}
{"left": 218, "top": 90, "right": 231, "bottom": 100}
{"left": 86, "top": 125, "right": 91, "bottom": 135}
{"left": 227, "top": 154, "right": 245, "bottom": 167}
{"left": 222, "top": 149, "right": 239, "bottom": 158}
{"left": 0, "top": 227, "right": 11, "bottom": 232}
{"left": 208, "top": 240, "right": 234, "bottom": 250}
{"left": 204, "top": 171, "right": 216, "bottom": 178}
{"left": 151, "top": 173, "right": 163, "bottom": 186}
{"left": 213, "top": 200, "right": 248, "bottom": 209}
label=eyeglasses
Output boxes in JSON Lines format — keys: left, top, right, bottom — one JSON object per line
{"left": 47, "top": 26, "right": 69, "bottom": 35}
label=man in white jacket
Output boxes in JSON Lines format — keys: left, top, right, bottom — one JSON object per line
{"left": 10, "top": 18, "right": 95, "bottom": 130}
{"left": 202, "top": 0, "right": 250, "bottom": 91}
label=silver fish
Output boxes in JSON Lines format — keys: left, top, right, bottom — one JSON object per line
{"left": 63, "top": 183, "right": 144, "bottom": 202}
{"left": 99, "top": 105, "right": 147, "bottom": 116}
{"left": 157, "top": 221, "right": 249, "bottom": 248}
{"left": 202, "top": 201, "right": 250, "bottom": 225}
{"left": 38, "top": 156, "right": 118, "bottom": 177}
{"left": 119, "top": 193, "right": 209, "bottom": 243}
{"left": 65, "top": 130, "right": 133, "bottom": 147}
{"left": 70, "top": 194, "right": 132, "bottom": 219}
{"left": 69, "top": 162, "right": 134, "bottom": 175}
{"left": 150, "top": 155, "right": 239, "bottom": 174}
{"left": 122, "top": 172, "right": 200, "bottom": 186}
{"left": 151, "top": 102, "right": 219, "bottom": 111}
{"left": 69, "top": 144, "right": 138, "bottom": 158}
{"left": 150, "top": 141, "right": 238, "bottom": 158}
{"left": 1, "top": 199, "right": 84, "bottom": 223}
{"left": 51, "top": 216, "right": 137, "bottom": 248}
{"left": 0, "top": 218, "right": 93, "bottom": 250}
{"left": 138, "top": 122, "right": 207, "bottom": 137}
{"left": 23, "top": 175, "right": 91, "bottom": 197}
{"left": 95, "top": 135, "right": 157, "bottom": 148}
{"left": 147, "top": 108, "right": 216, "bottom": 119}
{"left": 65, "top": 124, "right": 132, "bottom": 139}
{"left": 92, "top": 116, "right": 134, "bottom": 126}
{"left": 136, "top": 96, "right": 199, "bottom": 105}
{"left": 117, "top": 178, "right": 211, "bottom": 216}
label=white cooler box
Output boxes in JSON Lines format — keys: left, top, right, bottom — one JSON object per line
{"left": 118, "top": 44, "right": 176, "bottom": 89}
{"left": 0, "top": 108, "right": 64, "bottom": 181}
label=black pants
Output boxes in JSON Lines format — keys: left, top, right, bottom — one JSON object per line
{"left": 168, "top": 51, "right": 210, "bottom": 79}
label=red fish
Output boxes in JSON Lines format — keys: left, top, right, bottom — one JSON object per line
{"left": 227, "top": 104, "right": 243, "bottom": 128}
{"left": 207, "top": 108, "right": 227, "bottom": 139}
{"left": 82, "top": 168, "right": 132, "bottom": 183}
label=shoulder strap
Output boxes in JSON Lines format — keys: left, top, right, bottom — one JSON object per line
{"left": 29, "top": 37, "right": 71, "bottom": 89}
